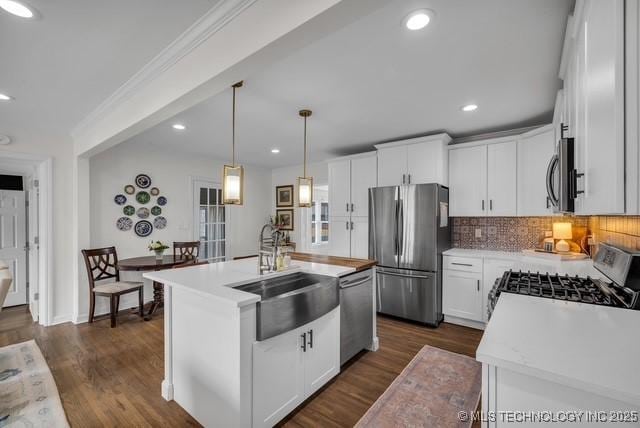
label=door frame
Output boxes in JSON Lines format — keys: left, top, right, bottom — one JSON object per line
{"left": 0, "top": 151, "right": 53, "bottom": 325}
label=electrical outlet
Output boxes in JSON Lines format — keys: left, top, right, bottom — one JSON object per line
{"left": 588, "top": 234, "right": 595, "bottom": 246}
{"left": 475, "top": 228, "right": 482, "bottom": 238}
{"left": 545, "top": 230, "right": 553, "bottom": 238}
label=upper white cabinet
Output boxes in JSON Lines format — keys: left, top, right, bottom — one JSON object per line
{"left": 449, "top": 145, "right": 487, "bottom": 216}
{"left": 449, "top": 138, "right": 517, "bottom": 217}
{"left": 517, "top": 125, "right": 556, "bottom": 216}
{"left": 558, "top": 0, "right": 625, "bottom": 214}
{"left": 375, "top": 134, "right": 451, "bottom": 187}
{"left": 328, "top": 153, "right": 376, "bottom": 218}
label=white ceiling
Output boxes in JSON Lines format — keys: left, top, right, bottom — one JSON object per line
{"left": 124, "top": 0, "right": 573, "bottom": 169}
{"left": 0, "top": 0, "right": 215, "bottom": 141}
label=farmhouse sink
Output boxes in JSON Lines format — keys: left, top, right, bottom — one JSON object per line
{"left": 235, "top": 272, "right": 338, "bottom": 340}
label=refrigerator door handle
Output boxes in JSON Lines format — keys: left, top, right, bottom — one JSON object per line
{"left": 377, "top": 270, "right": 433, "bottom": 280}
{"left": 398, "top": 198, "right": 404, "bottom": 256}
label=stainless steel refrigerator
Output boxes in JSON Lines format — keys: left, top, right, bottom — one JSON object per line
{"left": 369, "top": 183, "right": 450, "bottom": 326}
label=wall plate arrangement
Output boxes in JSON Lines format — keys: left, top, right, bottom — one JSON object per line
{"left": 114, "top": 174, "right": 167, "bottom": 236}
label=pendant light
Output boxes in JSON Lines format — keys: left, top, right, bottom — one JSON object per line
{"left": 297, "top": 109, "right": 313, "bottom": 207}
{"left": 222, "top": 81, "right": 244, "bottom": 205}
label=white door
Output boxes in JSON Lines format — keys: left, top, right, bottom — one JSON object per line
{"left": 517, "top": 128, "right": 556, "bottom": 216}
{"left": 486, "top": 142, "right": 517, "bottom": 216}
{"left": 407, "top": 142, "right": 447, "bottom": 185}
{"left": 253, "top": 328, "right": 305, "bottom": 428}
{"left": 442, "top": 270, "right": 482, "bottom": 322}
{"left": 482, "top": 260, "right": 516, "bottom": 322}
{"left": 193, "top": 180, "right": 226, "bottom": 262}
{"left": 350, "top": 217, "right": 369, "bottom": 259}
{"left": 449, "top": 146, "right": 487, "bottom": 216}
{"left": 303, "top": 308, "right": 340, "bottom": 396}
{"left": 27, "top": 178, "right": 39, "bottom": 321}
{"left": 350, "top": 155, "right": 376, "bottom": 217}
{"left": 329, "top": 218, "right": 351, "bottom": 257}
{"left": 0, "top": 190, "right": 27, "bottom": 307}
{"left": 577, "top": 0, "right": 625, "bottom": 214}
{"left": 328, "top": 160, "right": 351, "bottom": 218}
{"left": 377, "top": 146, "right": 407, "bottom": 187}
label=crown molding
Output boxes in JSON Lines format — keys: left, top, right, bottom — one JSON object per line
{"left": 71, "top": 0, "right": 258, "bottom": 139}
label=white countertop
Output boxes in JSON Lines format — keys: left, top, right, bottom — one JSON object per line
{"left": 143, "top": 257, "right": 356, "bottom": 308}
{"left": 477, "top": 293, "right": 640, "bottom": 407}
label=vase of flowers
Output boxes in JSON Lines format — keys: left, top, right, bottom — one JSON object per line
{"left": 148, "top": 241, "right": 170, "bottom": 260}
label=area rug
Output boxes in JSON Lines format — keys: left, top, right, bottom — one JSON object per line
{"left": 356, "top": 345, "right": 481, "bottom": 428}
{"left": 0, "top": 340, "right": 69, "bottom": 427}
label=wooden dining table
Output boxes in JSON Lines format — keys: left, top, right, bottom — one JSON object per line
{"left": 117, "top": 255, "right": 200, "bottom": 319}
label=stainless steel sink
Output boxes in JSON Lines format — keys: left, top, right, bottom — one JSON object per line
{"left": 235, "top": 272, "right": 338, "bottom": 341}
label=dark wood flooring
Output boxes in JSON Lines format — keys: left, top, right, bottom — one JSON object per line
{"left": 0, "top": 306, "right": 483, "bottom": 427}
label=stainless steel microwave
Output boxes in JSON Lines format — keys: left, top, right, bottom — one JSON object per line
{"left": 546, "top": 135, "right": 578, "bottom": 213}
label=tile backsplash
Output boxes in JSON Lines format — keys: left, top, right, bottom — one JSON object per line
{"left": 589, "top": 216, "right": 640, "bottom": 251}
{"left": 451, "top": 217, "right": 590, "bottom": 252}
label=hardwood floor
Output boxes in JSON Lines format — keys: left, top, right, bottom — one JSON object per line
{"left": 0, "top": 306, "right": 483, "bottom": 427}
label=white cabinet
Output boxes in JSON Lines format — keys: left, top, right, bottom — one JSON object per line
{"left": 253, "top": 308, "right": 339, "bottom": 428}
{"left": 448, "top": 145, "right": 487, "bottom": 216}
{"left": 443, "top": 269, "right": 483, "bottom": 322}
{"left": 328, "top": 153, "right": 375, "bottom": 258}
{"left": 449, "top": 140, "right": 517, "bottom": 217}
{"left": 517, "top": 126, "right": 556, "bottom": 216}
{"left": 486, "top": 142, "right": 517, "bottom": 216}
{"left": 375, "top": 134, "right": 451, "bottom": 187}
{"left": 482, "top": 259, "right": 518, "bottom": 323}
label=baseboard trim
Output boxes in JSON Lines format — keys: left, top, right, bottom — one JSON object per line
{"left": 444, "top": 315, "right": 486, "bottom": 330}
{"left": 51, "top": 314, "right": 72, "bottom": 326}
{"left": 162, "top": 380, "right": 174, "bottom": 401}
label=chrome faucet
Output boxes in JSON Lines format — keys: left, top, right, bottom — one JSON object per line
{"left": 258, "top": 221, "right": 283, "bottom": 275}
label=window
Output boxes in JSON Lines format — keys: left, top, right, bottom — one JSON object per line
{"left": 196, "top": 184, "right": 226, "bottom": 262}
{"left": 310, "top": 186, "right": 329, "bottom": 245}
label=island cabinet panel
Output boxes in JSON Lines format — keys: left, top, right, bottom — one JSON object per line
{"left": 252, "top": 328, "right": 305, "bottom": 428}
{"left": 252, "top": 308, "right": 340, "bottom": 428}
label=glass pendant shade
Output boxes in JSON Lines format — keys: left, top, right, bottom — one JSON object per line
{"left": 223, "top": 164, "right": 244, "bottom": 205}
{"left": 297, "top": 176, "right": 313, "bottom": 207}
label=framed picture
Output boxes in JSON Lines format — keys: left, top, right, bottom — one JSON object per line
{"left": 276, "top": 185, "right": 294, "bottom": 207}
{"left": 276, "top": 209, "right": 294, "bottom": 231}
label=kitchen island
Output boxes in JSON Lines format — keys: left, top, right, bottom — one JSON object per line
{"left": 143, "top": 255, "right": 377, "bottom": 428}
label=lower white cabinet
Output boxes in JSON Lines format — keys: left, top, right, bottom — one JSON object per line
{"left": 443, "top": 268, "right": 483, "bottom": 322}
{"left": 252, "top": 308, "right": 339, "bottom": 428}
{"left": 482, "top": 259, "right": 518, "bottom": 322}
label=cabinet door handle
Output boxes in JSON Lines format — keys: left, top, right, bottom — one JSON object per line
{"left": 350, "top": 221, "right": 354, "bottom": 230}
{"left": 407, "top": 174, "right": 411, "bottom": 184}
{"left": 489, "top": 200, "right": 493, "bottom": 211}
{"left": 301, "top": 332, "right": 307, "bottom": 352}
{"left": 482, "top": 200, "right": 485, "bottom": 211}
{"left": 308, "top": 329, "right": 313, "bottom": 349}
{"left": 546, "top": 197, "right": 550, "bottom": 209}
{"left": 402, "top": 174, "right": 406, "bottom": 184}
{"left": 477, "top": 280, "right": 480, "bottom": 292}
{"left": 452, "top": 262, "right": 472, "bottom": 267}
{"left": 350, "top": 203, "right": 354, "bottom": 212}
{"left": 346, "top": 203, "right": 349, "bottom": 212}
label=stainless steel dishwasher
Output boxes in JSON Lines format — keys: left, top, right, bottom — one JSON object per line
{"left": 339, "top": 269, "right": 373, "bottom": 365}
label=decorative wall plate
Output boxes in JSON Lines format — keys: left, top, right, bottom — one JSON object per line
{"left": 157, "top": 196, "right": 167, "bottom": 206}
{"left": 116, "top": 217, "right": 133, "bottom": 231}
{"left": 154, "top": 216, "right": 167, "bottom": 229}
{"left": 123, "top": 205, "right": 135, "bottom": 216}
{"left": 135, "top": 174, "right": 151, "bottom": 188}
{"left": 151, "top": 206, "right": 162, "bottom": 216}
{"left": 137, "top": 207, "right": 150, "bottom": 219}
{"left": 150, "top": 187, "right": 160, "bottom": 196}
{"left": 114, "top": 194, "right": 127, "bottom": 205}
{"left": 134, "top": 220, "right": 153, "bottom": 237}
{"left": 124, "top": 185, "right": 135, "bottom": 195}
{"left": 136, "top": 191, "right": 151, "bottom": 204}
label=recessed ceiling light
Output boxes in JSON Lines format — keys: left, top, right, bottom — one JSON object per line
{"left": 462, "top": 104, "right": 478, "bottom": 112}
{"left": 0, "top": 93, "right": 13, "bottom": 101}
{"left": 404, "top": 9, "right": 434, "bottom": 31}
{"left": 0, "top": 0, "right": 35, "bottom": 18}
{"left": 172, "top": 123, "right": 186, "bottom": 130}
{"left": 271, "top": 148, "right": 280, "bottom": 154}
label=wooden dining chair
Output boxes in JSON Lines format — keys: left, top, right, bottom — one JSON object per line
{"left": 81, "top": 247, "right": 144, "bottom": 328}
{"left": 173, "top": 241, "right": 200, "bottom": 262}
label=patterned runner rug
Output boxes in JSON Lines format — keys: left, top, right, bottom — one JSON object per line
{"left": 356, "top": 345, "right": 481, "bottom": 428}
{"left": 0, "top": 340, "right": 69, "bottom": 427}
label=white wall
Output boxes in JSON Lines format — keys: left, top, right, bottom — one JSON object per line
{"left": 271, "top": 161, "right": 328, "bottom": 252}
{"left": 87, "top": 139, "right": 271, "bottom": 318}
{"left": 0, "top": 135, "right": 74, "bottom": 325}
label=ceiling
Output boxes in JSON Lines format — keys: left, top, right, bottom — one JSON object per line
{"left": 124, "top": 0, "right": 572, "bottom": 169}
{"left": 0, "top": 0, "right": 215, "bottom": 142}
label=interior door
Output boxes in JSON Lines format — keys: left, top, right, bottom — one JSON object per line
{"left": 487, "top": 142, "right": 517, "bottom": 216}
{"left": 449, "top": 146, "right": 487, "bottom": 216}
{"left": 0, "top": 189, "right": 27, "bottom": 307}
{"left": 350, "top": 155, "right": 377, "bottom": 217}
{"left": 368, "top": 187, "right": 398, "bottom": 267}
{"left": 398, "top": 185, "right": 437, "bottom": 271}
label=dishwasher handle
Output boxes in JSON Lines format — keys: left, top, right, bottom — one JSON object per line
{"left": 340, "top": 276, "right": 372, "bottom": 289}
